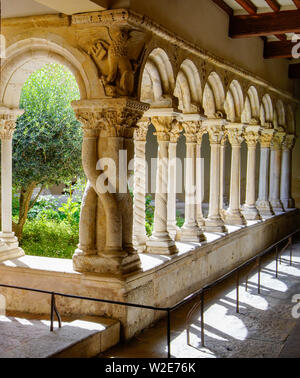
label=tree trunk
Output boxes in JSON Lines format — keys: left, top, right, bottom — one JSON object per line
{"left": 13, "top": 182, "right": 37, "bottom": 240}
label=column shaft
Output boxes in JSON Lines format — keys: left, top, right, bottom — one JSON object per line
{"left": 167, "top": 142, "right": 179, "bottom": 239}
{"left": 242, "top": 127, "right": 261, "bottom": 220}
{"left": 280, "top": 134, "right": 295, "bottom": 209}
{"left": 146, "top": 116, "right": 177, "bottom": 255}
{"left": 204, "top": 124, "right": 227, "bottom": 233}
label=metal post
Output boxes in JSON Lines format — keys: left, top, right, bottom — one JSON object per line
{"left": 258, "top": 257, "right": 261, "bottom": 294}
{"left": 167, "top": 309, "right": 171, "bottom": 358}
{"left": 290, "top": 237, "right": 293, "bottom": 266}
{"left": 50, "top": 292, "right": 55, "bottom": 332}
{"left": 276, "top": 246, "right": 279, "bottom": 278}
{"left": 201, "top": 290, "right": 205, "bottom": 347}
{"left": 236, "top": 270, "right": 239, "bottom": 313}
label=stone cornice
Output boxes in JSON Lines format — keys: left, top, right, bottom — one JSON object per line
{"left": 3, "top": 9, "right": 299, "bottom": 105}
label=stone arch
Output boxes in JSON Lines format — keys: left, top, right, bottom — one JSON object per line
{"left": 203, "top": 72, "right": 225, "bottom": 118}
{"left": 140, "top": 47, "right": 175, "bottom": 107}
{"left": 286, "top": 104, "right": 295, "bottom": 134}
{"left": 243, "top": 86, "right": 260, "bottom": 122}
{"left": 224, "top": 80, "right": 244, "bottom": 122}
{"left": 276, "top": 99, "right": 286, "bottom": 128}
{"left": 260, "top": 94, "right": 274, "bottom": 127}
{"left": 174, "top": 59, "right": 202, "bottom": 113}
{"left": 0, "top": 38, "right": 99, "bottom": 108}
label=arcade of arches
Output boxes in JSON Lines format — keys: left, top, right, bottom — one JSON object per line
{"left": 0, "top": 6, "right": 299, "bottom": 338}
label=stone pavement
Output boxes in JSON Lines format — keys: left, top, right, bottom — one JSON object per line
{"left": 101, "top": 238, "right": 300, "bottom": 358}
{"left": 0, "top": 314, "right": 120, "bottom": 358}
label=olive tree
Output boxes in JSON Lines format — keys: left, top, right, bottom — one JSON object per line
{"left": 12, "top": 63, "right": 83, "bottom": 239}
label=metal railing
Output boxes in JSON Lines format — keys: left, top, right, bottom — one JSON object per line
{"left": 0, "top": 227, "right": 299, "bottom": 358}
{"left": 185, "top": 229, "right": 300, "bottom": 349}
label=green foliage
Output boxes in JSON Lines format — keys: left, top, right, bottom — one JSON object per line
{"left": 22, "top": 219, "right": 78, "bottom": 259}
{"left": 13, "top": 63, "right": 83, "bottom": 190}
{"left": 145, "top": 194, "right": 154, "bottom": 236}
{"left": 58, "top": 198, "right": 81, "bottom": 225}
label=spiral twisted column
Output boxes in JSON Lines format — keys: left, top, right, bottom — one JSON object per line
{"left": 181, "top": 121, "right": 206, "bottom": 242}
{"left": 242, "top": 125, "right": 261, "bottom": 220}
{"left": 269, "top": 132, "right": 285, "bottom": 213}
{"left": 280, "top": 134, "right": 295, "bottom": 210}
{"left": 167, "top": 121, "right": 182, "bottom": 240}
{"left": 133, "top": 118, "right": 150, "bottom": 252}
{"left": 204, "top": 120, "right": 228, "bottom": 233}
{"left": 256, "top": 129, "right": 275, "bottom": 218}
{"left": 0, "top": 106, "right": 24, "bottom": 262}
{"left": 224, "top": 124, "right": 246, "bottom": 225}
{"left": 146, "top": 116, "right": 177, "bottom": 255}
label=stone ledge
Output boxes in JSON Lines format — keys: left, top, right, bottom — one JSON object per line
{"left": 0, "top": 210, "right": 299, "bottom": 339}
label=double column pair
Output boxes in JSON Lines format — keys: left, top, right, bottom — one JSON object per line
{"left": 133, "top": 115, "right": 207, "bottom": 255}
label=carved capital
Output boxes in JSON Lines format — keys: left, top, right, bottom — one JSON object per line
{"left": 244, "top": 131, "right": 260, "bottom": 147}
{"left": 271, "top": 132, "right": 286, "bottom": 150}
{"left": 282, "top": 134, "right": 295, "bottom": 151}
{"left": 169, "top": 120, "right": 183, "bottom": 143}
{"left": 0, "top": 107, "right": 23, "bottom": 140}
{"left": 227, "top": 128, "right": 244, "bottom": 146}
{"left": 73, "top": 99, "right": 149, "bottom": 138}
{"left": 152, "top": 116, "right": 175, "bottom": 142}
{"left": 206, "top": 125, "right": 225, "bottom": 145}
{"left": 260, "top": 130, "right": 274, "bottom": 148}
{"left": 182, "top": 121, "right": 200, "bottom": 143}
{"left": 134, "top": 117, "right": 151, "bottom": 141}
{"left": 196, "top": 127, "right": 207, "bottom": 145}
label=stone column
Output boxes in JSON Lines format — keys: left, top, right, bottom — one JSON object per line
{"left": 146, "top": 117, "right": 177, "bottom": 255}
{"left": 196, "top": 128, "right": 206, "bottom": 227}
{"left": 204, "top": 120, "right": 227, "bottom": 233}
{"left": 72, "top": 98, "right": 149, "bottom": 275}
{"left": 167, "top": 121, "right": 182, "bottom": 240}
{"left": 280, "top": 134, "right": 295, "bottom": 210}
{"left": 0, "top": 107, "right": 24, "bottom": 262}
{"left": 269, "top": 132, "right": 285, "bottom": 213}
{"left": 219, "top": 133, "right": 228, "bottom": 217}
{"left": 224, "top": 125, "right": 246, "bottom": 225}
{"left": 133, "top": 118, "right": 150, "bottom": 252}
{"left": 181, "top": 121, "right": 206, "bottom": 242}
{"left": 242, "top": 125, "right": 261, "bottom": 220}
{"left": 256, "top": 129, "right": 275, "bottom": 217}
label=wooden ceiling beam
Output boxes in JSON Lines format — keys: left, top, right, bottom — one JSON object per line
{"left": 292, "top": 0, "right": 300, "bottom": 9}
{"left": 264, "top": 39, "right": 295, "bottom": 58}
{"left": 211, "top": 0, "right": 234, "bottom": 16}
{"left": 234, "top": 0, "right": 257, "bottom": 15}
{"left": 229, "top": 10, "right": 300, "bottom": 38}
{"left": 289, "top": 63, "right": 300, "bottom": 79}
{"left": 264, "top": 0, "right": 281, "bottom": 12}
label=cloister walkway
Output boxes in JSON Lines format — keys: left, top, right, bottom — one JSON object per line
{"left": 100, "top": 236, "right": 300, "bottom": 358}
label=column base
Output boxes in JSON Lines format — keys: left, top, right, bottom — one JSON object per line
{"left": 204, "top": 217, "right": 228, "bottom": 233}
{"left": 224, "top": 209, "right": 246, "bottom": 226}
{"left": 180, "top": 223, "right": 206, "bottom": 243}
{"left": 281, "top": 198, "right": 295, "bottom": 210}
{"left": 270, "top": 199, "right": 285, "bottom": 213}
{"left": 0, "top": 246, "right": 24, "bottom": 263}
{"left": 197, "top": 217, "right": 205, "bottom": 227}
{"left": 146, "top": 232, "right": 178, "bottom": 255}
{"left": 167, "top": 223, "right": 180, "bottom": 241}
{"left": 133, "top": 234, "right": 147, "bottom": 253}
{"left": 242, "top": 205, "right": 261, "bottom": 221}
{"left": 72, "top": 248, "right": 141, "bottom": 275}
{"left": 256, "top": 200, "right": 274, "bottom": 218}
